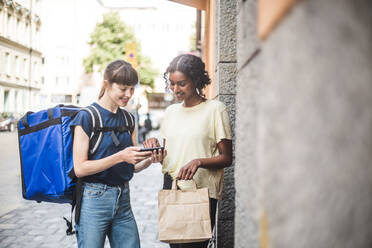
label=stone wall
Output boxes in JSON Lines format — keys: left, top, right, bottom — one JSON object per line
{"left": 235, "top": 0, "right": 372, "bottom": 247}
{"left": 214, "top": 0, "right": 237, "bottom": 247}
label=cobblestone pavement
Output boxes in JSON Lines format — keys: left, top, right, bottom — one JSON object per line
{"left": 0, "top": 164, "right": 168, "bottom": 248}
{"left": 0, "top": 132, "right": 168, "bottom": 248}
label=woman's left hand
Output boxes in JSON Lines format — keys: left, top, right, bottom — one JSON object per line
{"left": 177, "top": 159, "right": 202, "bottom": 180}
{"left": 143, "top": 138, "right": 160, "bottom": 148}
{"left": 150, "top": 148, "right": 167, "bottom": 163}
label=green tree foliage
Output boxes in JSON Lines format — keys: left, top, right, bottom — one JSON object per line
{"left": 83, "top": 12, "right": 157, "bottom": 88}
{"left": 137, "top": 55, "right": 158, "bottom": 88}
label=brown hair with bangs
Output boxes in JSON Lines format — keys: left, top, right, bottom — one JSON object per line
{"left": 98, "top": 59, "right": 138, "bottom": 99}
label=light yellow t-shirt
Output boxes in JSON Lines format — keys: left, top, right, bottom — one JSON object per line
{"left": 160, "top": 99, "right": 232, "bottom": 200}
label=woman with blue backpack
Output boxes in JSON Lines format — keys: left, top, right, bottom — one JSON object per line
{"left": 144, "top": 54, "right": 233, "bottom": 248}
{"left": 71, "top": 59, "right": 165, "bottom": 248}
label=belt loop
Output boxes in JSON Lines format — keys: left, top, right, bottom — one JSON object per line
{"left": 104, "top": 184, "right": 107, "bottom": 191}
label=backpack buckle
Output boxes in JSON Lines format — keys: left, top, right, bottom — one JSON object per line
{"left": 117, "top": 126, "right": 128, "bottom": 133}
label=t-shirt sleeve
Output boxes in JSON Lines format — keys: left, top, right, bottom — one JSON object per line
{"left": 70, "top": 110, "right": 93, "bottom": 137}
{"left": 214, "top": 102, "right": 232, "bottom": 143}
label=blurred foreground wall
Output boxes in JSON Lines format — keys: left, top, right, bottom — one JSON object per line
{"left": 235, "top": 0, "right": 372, "bottom": 247}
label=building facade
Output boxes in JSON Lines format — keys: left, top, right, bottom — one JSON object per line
{"left": 0, "top": 0, "right": 43, "bottom": 115}
{"left": 40, "top": 0, "right": 105, "bottom": 108}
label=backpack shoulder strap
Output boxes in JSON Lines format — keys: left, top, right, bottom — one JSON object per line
{"left": 80, "top": 105, "right": 103, "bottom": 155}
{"left": 119, "top": 108, "right": 135, "bottom": 134}
{"left": 79, "top": 106, "right": 134, "bottom": 153}
{"left": 66, "top": 105, "right": 103, "bottom": 235}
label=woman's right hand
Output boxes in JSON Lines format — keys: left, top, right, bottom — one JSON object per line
{"left": 119, "top": 146, "right": 152, "bottom": 164}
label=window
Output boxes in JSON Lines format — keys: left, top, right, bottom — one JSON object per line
{"left": 32, "top": 92, "right": 38, "bottom": 109}
{"left": 40, "top": 94, "right": 47, "bottom": 105}
{"left": 23, "top": 58, "right": 28, "bottom": 79}
{"left": 6, "top": 14, "right": 11, "bottom": 38}
{"left": 15, "top": 56, "right": 20, "bottom": 78}
{"left": 34, "top": 0, "right": 41, "bottom": 14}
{"left": 0, "top": 10, "right": 4, "bottom": 35}
{"left": 14, "top": 91, "right": 18, "bottom": 112}
{"left": 5, "top": 52, "right": 11, "bottom": 76}
{"left": 51, "top": 94, "right": 72, "bottom": 103}
{"left": 25, "top": 22, "right": 29, "bottom": 46}
{"left": 22, "top": 22, "right": 26, "bottom": 43}
{"left": 0, "top": 50, "right": 3, "bottom": 74}
{"left": 35, "top": 27, "right": 40, "bottom": 49}
{"left": 19, "top": 19, "right": 25, "bottom": 43}
{"left": 23, "top": 91, "right": 27, "bottom": 111}
{"left": 65, "top": 95, "right": 72, "bottom": 103}
{"left": 16, "top": 18, "right": 20, "bottom": 41}
{"left": 4, "top": 90, "right": 10, "bottom": 112}
{"left": 33, "top": 61, "right": 38, "bottom": 85}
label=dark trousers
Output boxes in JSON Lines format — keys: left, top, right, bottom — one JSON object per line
{"left": 163, "top": 173, "right": 217, "bottom": 248}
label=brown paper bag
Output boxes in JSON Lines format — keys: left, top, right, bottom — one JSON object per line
{"left": 158, "top": 180, "right": 212, "bottom": 244}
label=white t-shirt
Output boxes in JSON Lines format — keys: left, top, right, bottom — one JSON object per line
{"left": 160, "top": 99, "right": 232, "bottom": 199}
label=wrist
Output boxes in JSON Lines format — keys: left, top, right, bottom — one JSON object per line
{"left": 114, "top": 152, "right": 124, "bottom": 164}
{"left": 195, "top": 159, "right": 203, "bottom": 168}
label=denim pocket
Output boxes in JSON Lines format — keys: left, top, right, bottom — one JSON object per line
{"left": 83, "top": 185, "right": 106, "bottom": 199}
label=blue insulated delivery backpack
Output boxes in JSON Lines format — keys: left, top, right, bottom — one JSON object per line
{"left": 17, "top": 104, "right": 135, "bottom": 204}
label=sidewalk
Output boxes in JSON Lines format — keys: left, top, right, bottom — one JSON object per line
{"left": 0, "top": 162, "right": 168, "bottom": 248}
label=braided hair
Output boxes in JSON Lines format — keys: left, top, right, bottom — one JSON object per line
{"left": 163, "top": 54, "right": 211, "bottom": 97}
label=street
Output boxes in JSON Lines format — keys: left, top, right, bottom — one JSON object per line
{"left": 0, "top": 131, "right": 167, "bottom": 248}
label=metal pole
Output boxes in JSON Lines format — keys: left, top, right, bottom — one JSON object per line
{"left": 196, "top": 9, "right": 201, "bottom": 52}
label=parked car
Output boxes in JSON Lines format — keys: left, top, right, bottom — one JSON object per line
{"left": 0, "top": 114, "right": 17, "bottom": 132}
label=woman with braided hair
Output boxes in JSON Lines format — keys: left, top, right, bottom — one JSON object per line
{"left": 144, "top": 54, "right": 233, "bottom": 248}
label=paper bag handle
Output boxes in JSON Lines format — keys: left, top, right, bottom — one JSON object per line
{"left": 171, "top": 179, "right": 197, "bottom": 191}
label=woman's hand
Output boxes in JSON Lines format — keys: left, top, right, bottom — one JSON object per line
{"left": 149, "top": 149, "right": 167, "bottom": 163}
{"left": 119, "top": 146, "right": 152, "bottom": 165}
{"left": 143, "top": 137, "right": 160, "bottom": 148}
{"left": 177, "top": 159, "right": 202, "bottom": 180}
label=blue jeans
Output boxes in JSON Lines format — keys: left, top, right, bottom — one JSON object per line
{"left": 75, "top": 182, "right": 140, "bottom": 248}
